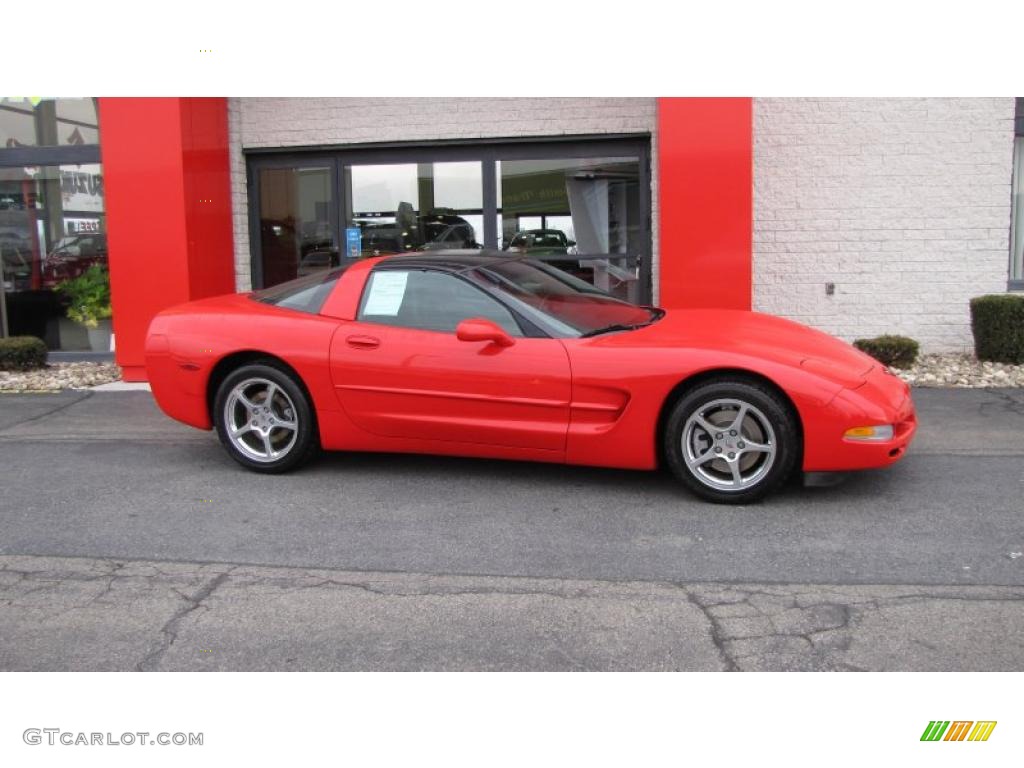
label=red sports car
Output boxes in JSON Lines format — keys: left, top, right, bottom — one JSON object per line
{"left": 145, "top": 252, "right": 916, "bottom": 503}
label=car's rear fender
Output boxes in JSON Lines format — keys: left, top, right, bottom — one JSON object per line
{"left": 145, "top": 304, "right": 345, "bottom": 434}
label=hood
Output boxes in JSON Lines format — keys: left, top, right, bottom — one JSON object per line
{"left": 622, "top": 309, "right": 877, "bottom": 388}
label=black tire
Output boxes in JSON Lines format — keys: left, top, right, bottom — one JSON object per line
{"left": 213, "top": 361, "right": 319, "bottom": 473}
{"left": 663, "top": 378, "right": 800, "bottom": 504}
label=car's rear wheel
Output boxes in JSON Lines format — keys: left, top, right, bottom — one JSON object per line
{"left": 664, "top": 378, "right": 799, "bottom": 504}
{"left": 213, "top": 362, "right": 318, "bottom": 473}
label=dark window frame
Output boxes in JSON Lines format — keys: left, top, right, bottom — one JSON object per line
{"left": 245, "top": 135, "right": 653, "bottom": 303}
{"left": 0, "top": 145, "right": 101, "bottom": 168}
{"left": 1010, "top": 98, "right": 1024, "bottom": 291}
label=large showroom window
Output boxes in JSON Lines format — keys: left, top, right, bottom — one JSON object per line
{"left": 0, "top": 98, "right": 109, "bottom": 350}
{"left": 248, "top": 138, "right": 652, "bottom": 303}
{"left": 497, "top": 156, "right": 644, "bottom": 303}
{"left": 345, "top": 161, "right": 484, "bottom": 254}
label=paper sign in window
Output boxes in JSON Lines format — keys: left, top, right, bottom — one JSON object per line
{"left": 363, "top": 271, "right": 408, "bottom": 316}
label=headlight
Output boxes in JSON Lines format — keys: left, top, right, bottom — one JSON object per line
{"left": 844, "top": 425, "right": 894, "bottom": 441}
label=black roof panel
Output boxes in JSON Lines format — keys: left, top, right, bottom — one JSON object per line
{"left": 376, "top": 249, "right": 521, "bottom": 272}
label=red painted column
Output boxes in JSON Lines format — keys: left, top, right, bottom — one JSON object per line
{"left": 99, "top": 98, "right": 235, "bottom": 381}
{"left": 657, "top": 97, "right": 753, "bottom": 310}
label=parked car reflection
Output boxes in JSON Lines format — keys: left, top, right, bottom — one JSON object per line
{"left": 42, "top": 233, "right": 108, "bottom": 289}
{"left": 357, "top": 213, "right": 480, "bottom": 256}
{"left": 1, "top": 241, "right": 33, "bottom": 292}
{"left": 504, "top": 228, "right": 582, "bottom": 276}
{"left": 297, "top": 248, "right": 340, "bottom": 276}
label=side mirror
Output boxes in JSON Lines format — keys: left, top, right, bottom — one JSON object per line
{"left": 456, "top": 318, "right": 515, "bottom": 347}
{"left": 566, "top": 239, "right": 576, "bottom": 247}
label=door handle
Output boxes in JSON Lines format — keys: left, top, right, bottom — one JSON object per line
{"left": 346, "top": 334, "right": 380, "bottom": 350}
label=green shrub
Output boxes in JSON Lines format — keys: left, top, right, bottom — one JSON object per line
{"left": 853, "top": 335, "right": 920, "bottom": 369}
{"left": 54, "top": 264, "right": 112, "bottom": 328}
{"left": 970, "top": 294, "right": 1024, "bottom": 364}
{"left": 0, "top": 336, "right": 48, "bottom": 371}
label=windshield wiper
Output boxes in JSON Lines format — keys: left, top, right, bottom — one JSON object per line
{"left": 579, "top": 323, "right": 646, "bottom": 338}
{"left": 579, "top": 308, "right": 664, "bottom": 338}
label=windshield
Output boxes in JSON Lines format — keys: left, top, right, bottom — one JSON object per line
{"left": 472, "top": 259, "right": 660, "bottom": 337}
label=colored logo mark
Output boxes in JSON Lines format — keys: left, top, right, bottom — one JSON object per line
{"left": 920, "top": 721, "right": 997, "bottom": 742}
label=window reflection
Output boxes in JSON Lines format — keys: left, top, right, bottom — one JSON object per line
{"left": 0, "top": 163, "right": 108, "bottom": 348}
{"left": 251, "top": 148, "right": 650, "bottom": 303}
{"left": 0, "top": 98, "right": 100, "bottom": 148}
{"left": 498, "top": 156, "right": 642, "bottom": 302}
{"left": 345, "top": 162, "right": 483, "bottom": 255}
{"left": 258, "top": 166, "right": 335, "bottom": 286}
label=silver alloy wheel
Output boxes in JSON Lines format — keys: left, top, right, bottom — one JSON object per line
{"left": 681, "top": 397, "right": 777, "bottom": 491}
{"left": 223, "top": 377, "right": 299, "bottom": 463}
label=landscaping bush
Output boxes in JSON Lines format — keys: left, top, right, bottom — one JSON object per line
{"left": 853, "top": 335, "right": 920, "bottom": 369}
{"left": 0, "top": 336, "right": 48, "bottom": 371}
{"left": 970, "top": 294, "right": 1024, "bottom": 364}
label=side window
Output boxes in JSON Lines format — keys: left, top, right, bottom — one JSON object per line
{"left": 251, "top": 266, "right": 348, "bottom": 314}
{"left": 358, "top": 270, "right": 523, "bottom": 336}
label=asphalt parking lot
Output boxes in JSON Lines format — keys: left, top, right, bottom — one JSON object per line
{"left": 0, "top": 387, "right": 1022, "bottom": 671}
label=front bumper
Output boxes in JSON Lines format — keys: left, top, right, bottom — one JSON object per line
{"left": 803, "top": 366, "right": 917, "bottom": 472}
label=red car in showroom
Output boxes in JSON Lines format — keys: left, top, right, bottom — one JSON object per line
{"left": 145, "top": 252, "right": 916, "bottom": 503}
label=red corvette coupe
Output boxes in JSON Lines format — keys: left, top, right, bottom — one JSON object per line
{"left": 145, "top": 252, "right": 916, "bottom": 503}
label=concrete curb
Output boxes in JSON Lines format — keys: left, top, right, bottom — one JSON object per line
{"left": 91, "top": 381, "right": 152, "bottom": 392}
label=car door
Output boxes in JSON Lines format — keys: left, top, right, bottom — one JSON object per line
{"left": 329, "top": 267, "right": 572, "bottom": 452}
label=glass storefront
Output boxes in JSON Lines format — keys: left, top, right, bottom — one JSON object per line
{"left": 497, "top": 156, "right": 644, "bottom": 303}
{"left": 0, "top": 98, "right": 109, "bottom": 350}
{"left": 257, "top": 165, "right": 334, "bottom": 287}
{"left": 0, "top": 98, "right": 100, "bottom": 148}
{"left": 347, "top": 161, "right": 483, "bottom": 255}
{"left": 250, "top": 139, "right": 651, "bottom": 303}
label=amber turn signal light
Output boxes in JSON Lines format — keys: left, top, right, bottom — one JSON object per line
{"left": 844, "top": 425, "right": 894, "bottom": 441}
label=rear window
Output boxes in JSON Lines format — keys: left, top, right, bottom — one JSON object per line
{"left": 250, "top": 266, "right": 348, "bottom": 314}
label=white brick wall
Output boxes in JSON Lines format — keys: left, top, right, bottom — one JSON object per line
{"left": 227, "top": 98, "right": 658, "bottom": 292}
{"left": 753, "top": 97, "right": 1015, "bottom": 352}
{"left": 226, "top": 98, "right": 251, "bottom": 290}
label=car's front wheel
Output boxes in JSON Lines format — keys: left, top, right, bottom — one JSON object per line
{"left": 663, "top": 378, "right": 800, "bottom": 504}
{"left": 213, "top": 362, "right": 318, "bottom": 473}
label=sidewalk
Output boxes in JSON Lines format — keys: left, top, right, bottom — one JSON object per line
{"left": 3, "top": 553, "right": 1023, "bottom": 671}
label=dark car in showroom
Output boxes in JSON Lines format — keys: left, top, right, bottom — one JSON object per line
{"left": 505, "top": 228, "right": 581, "bottom": 275}
{"left": 360, "top": 212, "right": 479, "bottom": 255}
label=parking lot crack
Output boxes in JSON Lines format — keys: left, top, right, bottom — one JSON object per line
{"left": 275, "top": 578, "right": 607, "bottom": 601}
{"left": 983, "top": 387, "right": 1024, "bottom": 417}
{"left": 682, "top": 589, "right": 740, "bottom": 671}
{"left": 134, "top": 568, "right": 235, "bottom": 672}
{"left": 0, "top": 391, "right": 94, "bottom": 433}
{"left": 83, "top": 561, "right": 126, "bottom": 606}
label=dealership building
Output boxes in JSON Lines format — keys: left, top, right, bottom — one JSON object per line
{"left": 1, "top": 97, "right": 1021, "bottom": 381}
